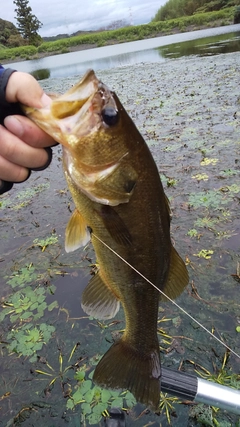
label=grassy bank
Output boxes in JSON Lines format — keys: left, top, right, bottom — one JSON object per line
{"left": 0, "top": 7, "right": 236, "bottom": 63}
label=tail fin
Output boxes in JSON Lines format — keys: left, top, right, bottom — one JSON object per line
{"left": 93, "top": 338, "right": 161, "bottom": 409}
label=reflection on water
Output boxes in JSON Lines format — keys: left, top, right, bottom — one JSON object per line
{"left": 5, "top": 24, "right": 240, "bottom": 78}
{"left": 159, "top": 31, "right": 240, "bottom": 58}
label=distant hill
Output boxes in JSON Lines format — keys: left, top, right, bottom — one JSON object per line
{"left": 42, "top": 30, "right": 97, "bottom": 42}
{"left": 0, "top": 18, "right": 26, "bottom": 48}
{"left": 42, "top": 20, "right": 129, "bottom": 42}
{"left": 1, "top": 17, "right": 131, "bottom": 46}
{"left": 152, "top": 0, "right": 240, "bottom": 22}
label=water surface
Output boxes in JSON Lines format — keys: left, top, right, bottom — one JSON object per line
{"left": 7, "top": 24, "right": 240, "bottom": 78}
{"left": 1, "top": 35, "right": 240, "bottom": 427}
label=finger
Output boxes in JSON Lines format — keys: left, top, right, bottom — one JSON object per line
{"left": 0, "top": 124, "right": 51, "bottom": 170}
{"left": 0, "top": 155, "right": 30, "bottom": 183}
{"left": 4, "top": 115, "right": 55, "bottom": 148}
{"left": 5, "top": 72, "right": 51, "bottom": 108}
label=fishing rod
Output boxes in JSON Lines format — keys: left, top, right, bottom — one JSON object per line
{"left": 92, "top": 233, "right": 240, "bottom": 415}
{"left": 161, "top": 366, "right": 240, "bottom": 415}
{"left": 103, "top": 369, "right": 240, "bottom": 427}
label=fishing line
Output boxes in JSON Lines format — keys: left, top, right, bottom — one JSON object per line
{"left": 92, "top": 232, "right": 240, "bottom": 361}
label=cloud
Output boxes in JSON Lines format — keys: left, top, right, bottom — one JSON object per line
{"left": 1, "top": 0, "right": 166, "bottom": 37}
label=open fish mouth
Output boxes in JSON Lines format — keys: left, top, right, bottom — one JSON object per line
{"left": 50, "top": 69, "right": 119, "bottom": 135}
{"left": 50, "top": 69, "right": 100, "bottom": 120}
{"left": 22, "top": 69, "right": 118, "bottom": 142}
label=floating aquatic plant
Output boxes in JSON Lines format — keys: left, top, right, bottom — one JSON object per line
{"left": 66, "top": 368, "right": 136, "bottom": 425}
{"left": 200, "top": 157, "right": 219, "bottom": 166}
{"left": 5, "top": 265, "right": 38, "bottom": 289}
{"left": 7, "top": 323, "right": 55, "bottom": 362}
{"left": 188, "top": 190, "right": 228, "bottom": 210}
{"left": 159, "top": 393, "right": 180, "bottom": 425}
{"left": 0, "top": 183, "right": 50, "bottom": 210}
{"left": 194, "top": 249, "right": 214, "bottom": 259}
{"left": 33, "top": 235, "right": 58, "bottom": 252}
{"left": 192, "top": 173, "right": 209, "bottom": 181}
{"left": 0, "top": 286, "right": 56, "bottom": 323}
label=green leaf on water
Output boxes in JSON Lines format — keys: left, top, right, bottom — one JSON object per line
{"left": 74, "top": 370, "right": 85, "bottom": 381}
{"left": 236, "top": 326, "right": 240, "bottom": 333}
{"left": 82, "top": 402, "right": 92, "bottom": 414}
{"left": 84, "top": 389, "right": 94, "bottom": 403}
{"left": 192, "top": 173, "right": 209, "bottom": 181}
{"left": 88, "top": 412, "right": 101, "bottom": 425}
{"left": 66, "top": 399, "right": 74, "bottom": 410}
{"left": 101, "top": 389, "right": 111, "bottom": 403}
{"left": 187, "top": 229, "right": 198, "bottom": 237}
{"left": 194, "top": 249, "right": 214, "bottom": 259}
{"left": 111, "top": 397, "right": 123, "bottom": 407}
{"left": 21, "top": 311, "right": 32, "bottom": 320}
{"left": 48, "top": 301, "right": 58, "bottom": 311}
{"left": 92, "top": 402, "right": 107, "bottom": 415}
{"left": 72, "top": 387, "right": 84, "bottom": 404}
{"left": 200, "top": 157, "right": 218, "bottom": 166}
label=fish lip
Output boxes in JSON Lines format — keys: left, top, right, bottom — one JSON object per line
{"left": 58, "top": 73, "right": 118, "bottom": 138}
{"left": 74, "top": 70, "right": 117, "bottom": 121}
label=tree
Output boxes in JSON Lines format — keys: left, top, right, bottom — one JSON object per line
{"left": 13, "top": 0, "right": 42, "bottom": 45}
{"left": 0, "top": 18, "right": 25, "bottom": 47}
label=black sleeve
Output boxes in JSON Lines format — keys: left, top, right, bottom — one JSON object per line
{"left": 0, "top": 68, "right": 24, "bottom": 194}
{"left": 0, "top": 68, "right": 24, "bottom": 125}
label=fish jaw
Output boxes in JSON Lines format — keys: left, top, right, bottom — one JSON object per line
{"left": 22, "top": 69, "right": 102, "bottom": 148}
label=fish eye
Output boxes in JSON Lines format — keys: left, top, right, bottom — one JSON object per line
{"left": 101, "top": 107, "right": 119, "bottom": 126}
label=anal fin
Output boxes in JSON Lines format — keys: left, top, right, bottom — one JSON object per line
{"left": 81, "top": 273, "right": 120, "bottom": 320}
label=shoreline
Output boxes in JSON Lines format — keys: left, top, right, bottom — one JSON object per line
{"left": 1, "top": 20, "right": 234, "bottom": 65}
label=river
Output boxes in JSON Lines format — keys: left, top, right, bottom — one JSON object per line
{"left": 6, "top": 23, "right": 240, "bottom": 78}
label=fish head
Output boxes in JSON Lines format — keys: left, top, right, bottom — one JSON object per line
{"left": 23, "top": 70, "right": 138, "bottom": 205}
{"left": 23, "top": 69, "right": 129, "bottom": 166}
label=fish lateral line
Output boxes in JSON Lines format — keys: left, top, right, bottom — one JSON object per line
{"left": 92, "top": 232, "right": 240, "bottom": 362}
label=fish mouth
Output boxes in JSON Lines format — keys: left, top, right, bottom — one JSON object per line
{"left": 51, "top": 69, "right": 100, "bottom": 120}
{"left": 22, "top": 70, "right": 118, "bottom": 146}
{"left": 50, "top": 69, "right": 117, "bottom": 141}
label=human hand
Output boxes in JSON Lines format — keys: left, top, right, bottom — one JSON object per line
{"left": 0, "top": 71, "right": 56, "bottom": 194}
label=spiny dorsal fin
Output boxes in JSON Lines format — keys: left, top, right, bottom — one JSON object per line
{"left": 65, "top": 209, "right": 90, "bottom": 253}
{"left": 160, "top": 245, "right": 189, "bottom": 301}
{"left": 81, "top": 273, "right": 120, "bottom": 320}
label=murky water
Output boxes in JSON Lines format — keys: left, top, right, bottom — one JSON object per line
{"left": 0, "top": 30, "right": 240, "bottom": 427}
{"left": 6, "top": 24, "right": 240, "bottom": 78}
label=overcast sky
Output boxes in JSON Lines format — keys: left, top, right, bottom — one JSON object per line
{"left": 1, "top": 0, "right": 166, "bottom": 37}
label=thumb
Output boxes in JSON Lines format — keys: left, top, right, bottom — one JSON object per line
{"left": 5, "top": 71, "right": 51, "bottom": 108}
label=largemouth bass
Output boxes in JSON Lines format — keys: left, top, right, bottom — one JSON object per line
{"left": 23, "top": 70, "right": 188, "bottom": 409}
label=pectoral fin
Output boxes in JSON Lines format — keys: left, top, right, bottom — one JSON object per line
{"left": 81, "top": 273, "right": 120, "bottom": 320}
{"left": 65, "top": 209, "right": 91, "bottom": 253}
{"left": 160, "top": 246, "right": 189, "bottom": 301}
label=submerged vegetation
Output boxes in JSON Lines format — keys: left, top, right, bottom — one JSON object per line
{"left": 0, "top": 7, "right": 237, "bottom": 62}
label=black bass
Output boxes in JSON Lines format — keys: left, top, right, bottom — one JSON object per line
{"left": 23, "top": 70, "right": 188, "bottom": 409}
